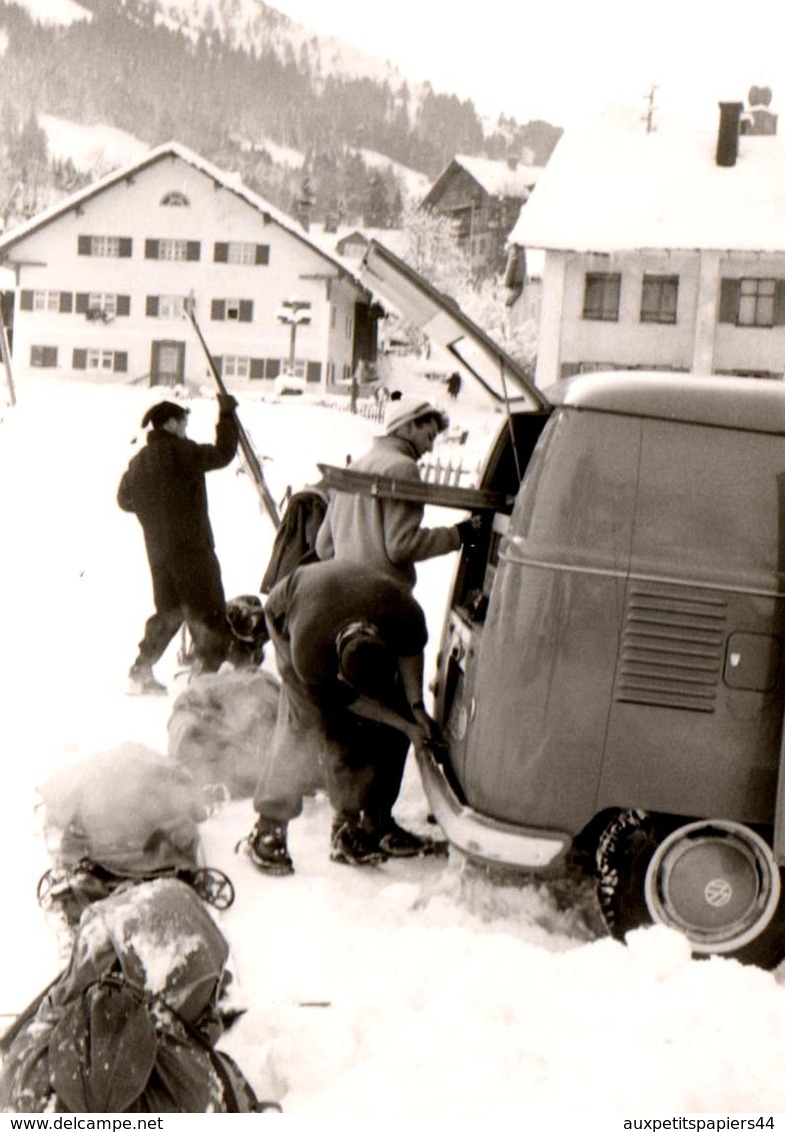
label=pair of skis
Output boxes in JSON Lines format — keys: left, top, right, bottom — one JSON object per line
{"left": 184, "top": 299, "right": 281, "bottom": 529}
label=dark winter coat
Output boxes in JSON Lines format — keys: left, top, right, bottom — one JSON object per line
{"left": 117, "top": 414, "right": 238, "bottom": 565}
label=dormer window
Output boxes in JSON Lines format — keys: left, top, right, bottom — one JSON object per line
{"left": 161, "top": 191, "right": 190, "bottom": 207}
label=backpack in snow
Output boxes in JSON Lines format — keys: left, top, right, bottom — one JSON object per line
{"left": 260, "top": 484, "right": 328, "bottom": 593}
{"left": 36, "top": 743, "right": 234, "bottom": 929}
{"left": 0, "top": 878, "right": 277, "bottom": 1113}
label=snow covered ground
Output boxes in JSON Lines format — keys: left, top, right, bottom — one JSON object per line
{"left": 2, "top": 374, "right": 785, "bottom": 1117}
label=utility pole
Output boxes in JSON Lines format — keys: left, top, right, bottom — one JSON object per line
{"left": 276, "top": 297, "right": 312, "bottom": 373}
{"left": 643, "top": 84, "right": 659, "bottom": 134}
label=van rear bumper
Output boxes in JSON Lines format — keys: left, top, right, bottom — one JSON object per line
{"left": 415, "top": 746, "right": 572, "bottom": 870}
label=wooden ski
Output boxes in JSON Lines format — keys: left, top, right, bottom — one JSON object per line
{"left": 317, "top": 463, "right": 515, "bottom": 513}
{"left": 184, "top": 299, "right": 281, "bottom": 529}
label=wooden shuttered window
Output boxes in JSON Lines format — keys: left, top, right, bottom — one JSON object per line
{"left": 146, "top": 296, "right": 159, "bottom": 317}
{"left": 75, "top": 293, "right": 88, "bottom": 314}
{"left": 30, "top": 345, "right": 57, "bottom": 367}
{"left": 719, "top": 277, "right": 785, "bottom": 325}
{"left": 250, "top": 358, "right": 265, "bottom": 380}
{"left": 211, "top": 299, "right": 253, "bottom": 321}
{"left": 306, "top": 361, "right": 321, "bottom": 383}
{"left": 116, "top": 295, "right": 131, "bottom": 316}
{"left": 77, "top": 236, "right": 131, "bottom": 256}
{"left": 213, "top": 242, "right": 269, "bottom": 264}
{"left": 113, "top": 352, "right": 128, "bottom": 373}
{"left": 73, "top": 348, "right": 87, "bottom": 369}
{"left": 20, "top": 291, "right": 72, "bottom": 312}
{"left": 146, "top": 239, "right": 200, "bottom": 260}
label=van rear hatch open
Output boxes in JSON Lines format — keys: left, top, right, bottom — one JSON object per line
{"left": 360, "top": 241, "right": 549, "bottom": 413}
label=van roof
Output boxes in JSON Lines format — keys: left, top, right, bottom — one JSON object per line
{"left": 546, "top": 371, "right": 785, "bottom": 434}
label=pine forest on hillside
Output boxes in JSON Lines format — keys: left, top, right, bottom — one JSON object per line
{"left": 0, "top": 0, "right": 562, "bottom": 229}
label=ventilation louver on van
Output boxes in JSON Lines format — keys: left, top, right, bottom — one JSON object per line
{"left": 615, "top": 583, "right": 727, "bottom": 712}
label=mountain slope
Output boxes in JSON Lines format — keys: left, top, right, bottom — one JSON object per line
{"left": 0, "top": 0, "right": 561, "bottom": 228}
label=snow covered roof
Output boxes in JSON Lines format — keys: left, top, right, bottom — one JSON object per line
{"left": 510, "top": 103, "right": 785, "bottom": 254}
{"left": 452, "top": 155, "right": 541, "bottom": 197}
{"left": 0, "top": 140, "right": 368, "bottom": 292}
{"left": 334, "top": 226, "right": 408, "bottom": 257}
{"left": 422, "top": 155, "right": 541, "bottom": 209}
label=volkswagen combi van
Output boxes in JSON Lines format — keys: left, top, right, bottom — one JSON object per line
{"left": 362, "top": 242, "right": 785, "bottom": 967}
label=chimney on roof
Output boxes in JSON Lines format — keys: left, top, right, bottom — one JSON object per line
{"left": 716, "top": 101, "right": 744, "bottom": 166}
{"left": 740, "top": 85, "right": 778, "bottom": 135}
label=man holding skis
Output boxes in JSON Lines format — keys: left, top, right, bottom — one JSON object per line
{"left": 117, "top": 396, "right": 238, "bottom": 694}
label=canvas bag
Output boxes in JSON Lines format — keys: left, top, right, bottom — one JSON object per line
{"left": 0, "top": 879, "right": 267, "bottom": 1113}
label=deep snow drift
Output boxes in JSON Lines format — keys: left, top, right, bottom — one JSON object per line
{"left": 2, "top": 376, "right": 785, "bottom": 1116}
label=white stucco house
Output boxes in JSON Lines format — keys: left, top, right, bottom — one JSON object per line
{"left": 509, "top": 97, "right": 785, "bottom": 388}
{"left": 0, "top": 142, "right": 378, "bottom": 390}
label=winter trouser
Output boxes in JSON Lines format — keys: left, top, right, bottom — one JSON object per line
{"left": 134, "top": 548, "right": 231, "bottom": 673}
{"left": 252, "top": 640, "right": 410, "bottom": 828}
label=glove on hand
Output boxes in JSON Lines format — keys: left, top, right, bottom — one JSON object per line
{"left": 456, "top": 516, "right": 483, "bottom": 547}
{"left": 218, "top": 393, "right": 238, "bottom": 415}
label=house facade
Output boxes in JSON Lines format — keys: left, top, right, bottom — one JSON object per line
{"left": 509, "top": 98, "right": 785, "bottom": 387}
{"left": 422, "top": 155, "right": 541, "bottom": 277}
{"left": 0, "top": 143, "right": 377, "bottom": 390}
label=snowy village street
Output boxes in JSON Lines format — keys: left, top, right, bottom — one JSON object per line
{"left": 3, "top": 375, "right": 785, "bottom": 1116}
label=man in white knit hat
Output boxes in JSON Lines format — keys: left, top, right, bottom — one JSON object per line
{"left": 315, "top": 397, "right": 480, "bottom": 590}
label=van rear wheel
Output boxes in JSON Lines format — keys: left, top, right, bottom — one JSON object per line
{"left": 595, "top": 811, "right": 785, "bottom": 967}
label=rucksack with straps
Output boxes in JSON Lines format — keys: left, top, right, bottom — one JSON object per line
{"left": 0, "top": 878, "right": 278, "bottom": 1113}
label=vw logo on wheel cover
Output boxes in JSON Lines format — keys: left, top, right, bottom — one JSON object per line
{"left": 704, "top": 878, "right": 733, "bottom": 907}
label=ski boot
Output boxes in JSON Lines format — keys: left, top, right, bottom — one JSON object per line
{"left": 238, "top": 818, "right": 294, "bottom": 876}
{"left": 330, "top": 816, "right": 388, "bottom": 867}
{"left": 127, "top": 663, "right": 167, "bottom": 696}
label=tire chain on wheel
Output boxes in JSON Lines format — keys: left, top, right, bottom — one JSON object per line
{"left": 594, "top": 809, "right": 648, "bottom": 930}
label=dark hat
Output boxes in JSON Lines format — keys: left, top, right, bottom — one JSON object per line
{"left": 336, "top": 620, "right": 396, "bottom": 696}
{"left": 141, "top": 400, "right": 190, "bottom": 430}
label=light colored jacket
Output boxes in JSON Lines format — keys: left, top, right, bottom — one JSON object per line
{"left": 315, "top": 435, "right": 460, "bottom": 588}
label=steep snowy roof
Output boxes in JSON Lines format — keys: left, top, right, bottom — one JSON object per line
{"left": 454, "top": 155, "right": 541, "bottom": 197}
{"left": 0, "top": 141, "right": 368, "bottom": 291}
{"left": 509, "top": 103, "right": 785, "bottom": 253}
